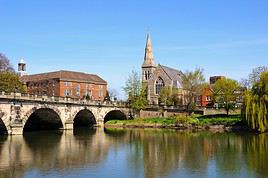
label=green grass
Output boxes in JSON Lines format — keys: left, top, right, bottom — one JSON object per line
{"left": 105, "top": 114, "right": 242, "bottom": 127}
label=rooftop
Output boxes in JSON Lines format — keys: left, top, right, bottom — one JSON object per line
{"left": 21, "top": 70, "right": 107, "bottom": 85}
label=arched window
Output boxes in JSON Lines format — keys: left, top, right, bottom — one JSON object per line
{"left": 155, "top": 77, "right": 164, "bottom": 95}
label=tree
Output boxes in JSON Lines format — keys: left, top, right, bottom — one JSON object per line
{"left": 158, "top": 86, "right": 179, "bottom": 106}
{"left": 107, "top": 88, "right": 119, "bottom": 101}
{"left": 123, "top": 70, "right": 141, "bottom": 98}
{"left": 0, "top": 72, "right": 26, "bottom": 93}
{"left": 123, "top": 70, "right": 148, "bottom": 115}
{"left": 181, "top": 68, "right": 205, "bottom": 113}
{"left": 242, "top": 71, "right": 268, "bottom": 132}
{"left": 249, "top": 66, "right": 268, "bottom": 85}
{"left": 213, "top": 78, "right": 241, "bottom": 116}
{"left": 0, "top": 53, "right": 14, "bottom": 72}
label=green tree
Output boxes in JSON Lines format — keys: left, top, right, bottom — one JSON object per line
{"left": 213, "top": 78, "right": 241, "bottom": 116}
{"left": 158, "top": 86, "right": 179, "bottom": 106}
{"left": 123, "top": 70, "right": 148, "bottom": 115}
{"left": 181, "top": 68, "right": 205, "bottom": 113}
{"left": 242, "top": 71, "right": 268, "bottom": 132}
{"left": 0, "top": 72, "right": 26, "bottom": 93}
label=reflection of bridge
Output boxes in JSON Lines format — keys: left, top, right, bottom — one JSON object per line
{"left": 0, "top": 92, "right": 130, "bottom": 135}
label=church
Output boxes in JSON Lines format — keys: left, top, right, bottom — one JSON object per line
{"left": 141, "top": 33, "right": 186, "bottom": 105}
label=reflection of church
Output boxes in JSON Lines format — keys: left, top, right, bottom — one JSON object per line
{"left": 142, "top": 33, "right": 186, "bottom": 105}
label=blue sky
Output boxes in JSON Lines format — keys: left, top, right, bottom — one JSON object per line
{"left": 1, "top": 0, "right": 268, "bottom": 98}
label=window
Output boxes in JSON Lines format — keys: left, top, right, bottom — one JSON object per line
{"left": 52, "top": 90, "right": 55, "bottom": 96}
{"left": 99, "top": 85, "right": 103, "bottom": 89}
{"left": 64, "top": 89, "right": 72, "bottom": 96}
{"left": 64, "top": 82, "right": 68, "bottom": 86}
{"left": 206, "top": 96, "right": 211, "bottom": 101}
{"left": 144, "top": 71, "right": 151, "bottom": 80}
{"left": 76, "top": 84, "right": 80, "bottom": 96}
{"left": 99, "top": 91, "right": 103, "bottom": 97}
{"left": 68, "top": 82, "right": 72, "bottom": 86}
{"left": 155, "top": 77, "right": 164, "bottom": 95}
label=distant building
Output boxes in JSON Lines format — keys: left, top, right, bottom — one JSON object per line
{"left": 21, "top": 70, "right": 107, "bottom": 101}
{"left": 201, "top": 76, "right": 226, "bottom": 107}
{"left": 141, "top": 33, "right": 186, "bottom": 105}
{"left": 209, "top": 76, "right": 225, "bottom": 85}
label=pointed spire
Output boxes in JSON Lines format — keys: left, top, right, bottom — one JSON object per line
{"left": 143, "top": 32, "right": 154, "bottom": 66}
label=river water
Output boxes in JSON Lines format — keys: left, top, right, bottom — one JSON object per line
{"left": 0, "top": 128, "right": 267, "bottom": 178}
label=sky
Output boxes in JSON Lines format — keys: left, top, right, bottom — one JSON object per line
{"left": 1, "top": 0, "right": 268, "bottom": 99}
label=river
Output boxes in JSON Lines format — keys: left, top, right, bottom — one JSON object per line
{"left": 0, "top": 128, "right": 267, "bottom": 178}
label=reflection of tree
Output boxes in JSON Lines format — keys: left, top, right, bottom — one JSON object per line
{"left": 1, "top": 129, "right": 268, "bottom": 177}
{"left": 243, "top": 134, "right": 268, "bottom": 176}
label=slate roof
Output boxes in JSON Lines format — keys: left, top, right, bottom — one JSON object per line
{"left": 160, "top": 65, "right": 184, "bottom": 81}
{"left": 21, "top": 70, "right": 107, "bottom": 85}
{"left": 159, "top": 65, "right": 184, "bottom": 88}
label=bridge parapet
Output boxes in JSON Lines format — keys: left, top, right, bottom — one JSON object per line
{"left": 0, "top": 92, "right": 128, "bottom": 107}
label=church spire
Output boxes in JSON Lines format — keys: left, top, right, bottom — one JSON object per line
{"left": 143, "top": 32, "right": 154, "bottom": 66}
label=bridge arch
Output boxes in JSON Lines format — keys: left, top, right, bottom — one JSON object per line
{"left": 73, "top": 109, "right": 96, "bottom": 128}
{"left": 0, "top": 113, "right": 8, "bottom": 135}
{"left": 104, "top": 110, "right": 127, "bottom": 123}
{"left": 23, "top": 106, "right": 63, "bottom": 132}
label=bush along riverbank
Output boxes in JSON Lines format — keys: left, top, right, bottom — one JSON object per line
{"left": 105, "top": 114, "right": 248, "bottom": 132}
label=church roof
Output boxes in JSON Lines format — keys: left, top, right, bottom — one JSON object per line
{"left": 21, "top": 70, "right": 107, "bottom": 85}
{"left": 159, "top": 65, "right": 184, "bottom": 82}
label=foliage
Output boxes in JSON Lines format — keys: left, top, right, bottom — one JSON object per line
{"left": 123, "top": 70, "right": 148, "bottom": 112}
{"left": 241, "top": 66, "right": 268, "bottom": 89}
{"left": 249, "top": 66, "right": 268, "bottom": 86}
{"left": 158, "top": 86, "right": 179, "bottom": 106}
{"left": 0, "top": 72, "right": 26, "bottom": 93}
{"left": 181, "top": 68, "right": 206, "bottom": 113}
{"left": 0, "top": 53, "right": 14, "bottom": 72}
{"left": 83, "top": 94, "right": 91, "bottom": 101}
{"left": 213, "top": 78, "right": 241, "bottom": 116}
{"left": 130, "top": 86, "right": 148, "bottom": 112}
{"left": 242, "top": 71, "right": 268, "bottom": 132}
{"left": 197, "top": 115, "right": 241, "bottom": 126}
{"left": 123, "top": 70, "right": 141, "bottom": 98}
{"left": 105, "top": 114, "right": 241, "bottom": 127}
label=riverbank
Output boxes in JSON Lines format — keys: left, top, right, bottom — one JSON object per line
{"left": 105, "top": 114, "right": 247, "bottom": 132}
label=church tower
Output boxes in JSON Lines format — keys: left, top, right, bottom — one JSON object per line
{"left": 18, "top": 59, "right": 27, "bottom": 77}
{"left": 142, "top": 32, "right": 156, "bottom": 83}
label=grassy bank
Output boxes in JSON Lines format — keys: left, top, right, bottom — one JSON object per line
{"left": 105, "top": 114, "right": 243, "bottom": 130}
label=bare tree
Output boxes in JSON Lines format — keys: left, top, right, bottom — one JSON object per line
{"left": 0, "top": 53, "right": 15, "bottom": 72}
{"left": 249, "top": 66, "right": 268, "bottom": 85}
{"left": 107, "top": 88, "right": 119, "bottom": 101}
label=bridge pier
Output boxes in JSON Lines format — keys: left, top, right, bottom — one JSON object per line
{"left": 10, "top": 123, "right": 24, "bottom": 135}
{"left": 64, "top": 121, "right": 74, "bottom": 130}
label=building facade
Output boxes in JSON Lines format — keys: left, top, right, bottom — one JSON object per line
{"left": 141, "top": 33, "right": 185, "bottom": 105}
{"left": 21, "top": 70, "right": 107, "bottom": 101}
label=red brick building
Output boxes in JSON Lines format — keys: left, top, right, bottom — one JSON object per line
{"left": 21, "top": 70, "right": 107, "bottom": 101}
{"left": 201, "top": 76, "right": 226, "bottom": 107}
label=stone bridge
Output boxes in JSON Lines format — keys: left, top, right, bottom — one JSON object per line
{"left": 0, "top": 92, "right": 130, "bottom": 135}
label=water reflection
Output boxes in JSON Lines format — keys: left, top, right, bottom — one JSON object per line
{"left": 0, "top": 129, "right": 267, "bottom": 177}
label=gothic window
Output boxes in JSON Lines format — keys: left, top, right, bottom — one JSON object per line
{"left": 155, "top": 77, "right": 164, "bottom": 95}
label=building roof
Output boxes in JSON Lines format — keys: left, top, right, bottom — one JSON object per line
{"left": 21, "top": 70, "right": 107, "bottom": 85}
{"left": 160, "top": 65, "right": 184, "bottom": 81}
{"left": 159, "top": 65, "right": 184, "bottom": 88}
